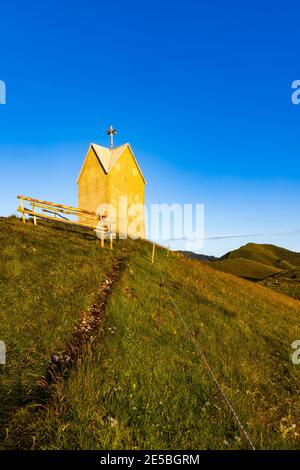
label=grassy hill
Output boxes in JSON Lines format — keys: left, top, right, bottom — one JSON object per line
{"left": 211, "top": 257, "right": 282, "bottom": 280}
{"left": 0, "top": 217, "right": 117, "bottom": 449}
{"left": 220, "top": 243, "right": 300, "bottom": 269}
{"left": 260, "top": 267, "right": 300, "bottom": 301}
{"left": 1, "top": 218, "right": 300, "bottom": 450}
{"left": 207, "top": 243, "right": 300, "bottom": 288}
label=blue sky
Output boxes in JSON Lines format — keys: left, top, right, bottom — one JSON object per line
{"left": 1, "top": 0, "right": 300, "bottom": 256}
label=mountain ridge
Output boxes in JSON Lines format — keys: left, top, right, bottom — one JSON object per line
{"left": 180, "top": 242, "right": 300, "bottom": 296}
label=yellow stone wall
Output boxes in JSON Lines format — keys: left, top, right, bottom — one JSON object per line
{"left": 77, "top": 145, "right": 145, "bottom": 238}
{"left": 78, "top": 147, "right": 108, "bottom": 226}
{"left": 108, "top": 146, "right": 145, "bottom": 238}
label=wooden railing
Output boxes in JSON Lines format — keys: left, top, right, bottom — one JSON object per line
{"left": 17, "top": 195, "right": 100, "bottom": 230}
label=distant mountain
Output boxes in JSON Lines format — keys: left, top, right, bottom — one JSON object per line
{"left": 211, "top": 257, "right": 282, "bottom": 281}
{"left": 219, "top": 243, "right": 300, "bottom": 270}
{"left": 181, "top": 243, "right": 300, "bottom": 292}
{"left": 178, "top": 251, "right": 219, "bottom": 262}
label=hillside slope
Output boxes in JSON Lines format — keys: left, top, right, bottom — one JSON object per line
{"left": 211, "top": 243, "right": 300, "bottom": 282}
{"left": 220, "top": 243, "right": 300, "bottom": 269}
{"left": 1, "top": 218, "right": 300, "bottom": 450}
{"left": 211, "top": 257, "right": 282, "bottom": 280}
{"left": 0, "top": 216, "right": 119, "bottom": 448}
{"left": 260, "top": 267, "right": 300, "bottom": 300}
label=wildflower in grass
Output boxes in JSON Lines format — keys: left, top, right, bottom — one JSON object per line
{"left": 107, "top": 416, "right": 118, "bottom": 427}
{"left": 280, "top": 417, "right": 297, "bottom": 438}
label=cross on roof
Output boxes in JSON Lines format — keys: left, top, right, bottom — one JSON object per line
{"left": 106, "top": 125, "right": 117, "bottom": 149}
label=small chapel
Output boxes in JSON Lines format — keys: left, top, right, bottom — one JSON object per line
{"left": 77, "top": 126, "right": 146, "bottom": 238}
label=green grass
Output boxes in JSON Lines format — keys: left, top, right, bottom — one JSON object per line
{"left": 260, "top": 268, "right": 300, "bottom": 301}
{"left": 1, "top": 219, "right": 300, "bottom": 450}
{"left": 220, "top": 242, "right": 300, "bottom": 269}
{"left": 210, "top": 257, "right": 282, "bottom": 280}
{"left": 0, "top": 216, "right": 119, "bottom": 448}
{"left": 209, "top": 243, "right": 300, "bottom": 296}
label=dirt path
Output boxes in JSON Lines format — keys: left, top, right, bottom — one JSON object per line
{"left": 48, "top": 257, "right": 126, "bottom": 379}
{"left": 1, "top": 257, "right": 126, "bottom": 450}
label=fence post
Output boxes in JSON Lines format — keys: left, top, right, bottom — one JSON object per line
{"left": 155, "top": 281, "right": 164, "bottom": 330}
{"left": 152, "top": 243, "right": 156, "bottom": 264}
{"left": 20, "top": 197, "right": 26, "bottom": 224}
{"left": 110, "top": 233, "right": 113, "bottom": 250}
{"left": 31, "top": 202, "right": 37, "bottom": 226}
{"left": 100, "top": 232, "right": 105, "bottom": 248}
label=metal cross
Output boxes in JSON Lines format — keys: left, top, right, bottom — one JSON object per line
{"left": 106, "top": 125, "right": 117, "bottom": 149}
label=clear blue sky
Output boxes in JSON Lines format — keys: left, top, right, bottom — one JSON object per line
{"left": 1, "top": 0, "right": 300, "bottom": 255}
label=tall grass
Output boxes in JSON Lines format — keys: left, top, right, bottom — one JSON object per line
{"left": 9, "top": 239, "right": 300, "bottom": 450}
{"left": 0, "top": 217, "right": 117, "bottom": 448}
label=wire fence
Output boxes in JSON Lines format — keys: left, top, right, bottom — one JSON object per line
{"left": 13, "top": 206, "right": 284, "bottom": 449}
{"left": 153, "top": 244, "right": 256, "bottom": 450}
